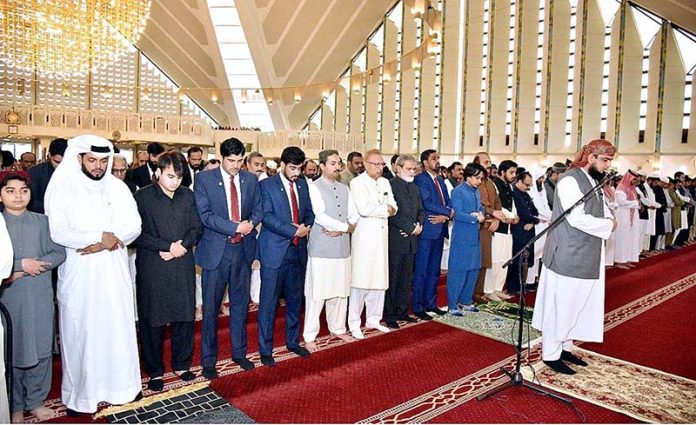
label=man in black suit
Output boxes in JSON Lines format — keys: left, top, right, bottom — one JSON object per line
{"left": 127, "top": 142, "right": 165, "bottom": 190}
{"left": 384, "top": 155, "right": 424, "bottom": 329}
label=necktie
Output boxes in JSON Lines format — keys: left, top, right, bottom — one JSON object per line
{"left": 151, "top": 171, "right": 158, "bottom": 185}
{"left": 289, "top": 181, "right": 300, "bottom": 245}
{"left": 229, "top": 176, "right": 242, "bottom": 244}
{"left": 434, "top": 176, "right": 445, "bottom": 205}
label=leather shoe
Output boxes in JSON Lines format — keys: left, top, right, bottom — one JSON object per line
{"left": 290, "top": 346, "right": 311, "bottom": 357}
{"left": 261, "top": 355, "right": 276, "bottom": 367}
{"left": 202, "top": 366, "right": 218, "bottom": 379}
{"left": 543, "top": 359, "right": 576, "bottom": 375}
{"left": 427, "top": 307, "right": 447, "bottom": 316}
{"left": 233, "top": 357, "right": 255, "bottom": 371}
{"left": 147, "top": 378, "right": 164, "bottom": 392}
{"left": 398, "top": 315, "right": 418, "bottom": 323}
{"left": 386, "top": 321, "right": 400, "bottom": 329}
{"left": 66, "top": 408, "right": 84, "bottom": 417}
{"left": 177, "top": 371, "right": 196, "bottom": 381}
{"left": 415, "top": 311, "right": 432, "bottom": 321}
{"left": 561, "top": 350, "right": 588, "bottom": 367}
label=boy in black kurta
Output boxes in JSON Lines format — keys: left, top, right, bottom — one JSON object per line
{"left": 133, "top": 153, "right": 202, "bottom": 391}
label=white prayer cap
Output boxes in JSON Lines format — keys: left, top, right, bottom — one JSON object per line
{"left": 636, "top": 169, "right": 647, "bottom": 177}
{"left": 660, "top": 176, "right": 669, "bottom": 183}
{"left": 649, "top": 173, "right": 660, "bottom": 179}
{"left": 529, "top": 167, "right": 546, "bottom": 182}
{"left": 267, "top": 159, "right": 278, "bottom": 170}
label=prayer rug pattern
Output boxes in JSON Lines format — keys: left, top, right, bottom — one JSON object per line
{"left": 434, "top": 311, "right": 540, "bottom": 347}
{"left": 477, "top": 300, "right": 534, "bottom": 321}
{"left": 521, "top": 348, "right": 696, "bottom": 424}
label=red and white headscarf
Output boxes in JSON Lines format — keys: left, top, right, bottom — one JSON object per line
{"left": 570, "top": 139, "right": 616, "bottom": 169}
{"left": 617, "top": 170, "right": 639, "bottom": 224}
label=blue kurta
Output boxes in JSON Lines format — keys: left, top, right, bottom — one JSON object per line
{"left": 448, "top": 183, "right": 484, "bottom": 273}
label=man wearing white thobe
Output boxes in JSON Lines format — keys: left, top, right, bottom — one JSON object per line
{"left": 532, "top": 139, "right": 617, "bottom": 375}
{"left": 0, "top": 214, "right": 13, "bottom": 423}
{"left": 45, "top": 135, "right": 142, "bottom": 414}
{"left": 636, "top": 175, "right": 661, "bottom": 253}
{"left": 348, "top": 150, "right": 397, "bottom": 339}
{"left": 303, "top": 150, "right": 359, "bottom": 351}
{"left": 614, "top": 172, "right": 641, "bottom": 264}
{"left": 526, "top": 168, "right": 552, "bottom": 284}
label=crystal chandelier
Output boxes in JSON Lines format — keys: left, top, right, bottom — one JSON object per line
{"left": 0, "top": 0, "right": 151, "bottom": 78}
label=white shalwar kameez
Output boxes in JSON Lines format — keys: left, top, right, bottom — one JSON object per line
{"left": 532, "top": 169, "right": 613, "bottom": 361}
{"left": 637, "top": 185, "right": 661, "bottom": 251}
{"left": 485, "top": 204, "right": 517, "bottom": 294}
{"left": 527, "top": 171, "right": 552, "bottom": 283}
{"left": 0, "top": 214, "right": 13, "bottom": 423}
{"left": 613, "top": 189, "right": 641, "bottom": 263}
{"left": 348, "top": 173, "right": 397, "bottom": 332}
{"left": 303, "top": 183, "right": 359, "bottom": 342}
{"left": 45, "top": 135, "right": 142, "bottom": 413}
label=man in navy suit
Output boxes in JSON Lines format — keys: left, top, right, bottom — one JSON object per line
{"left": 257, "top": 146, "right": 314, "bottom": 367}
{"left": 194, "top": 138, "right": 262, "bottom": 379}
{"left": 412, "top": 149, "right": 453, "bottom": 320}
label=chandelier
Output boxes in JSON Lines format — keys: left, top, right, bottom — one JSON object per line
{"left": 0, "top": 0, "right": 151, "bottom": 78}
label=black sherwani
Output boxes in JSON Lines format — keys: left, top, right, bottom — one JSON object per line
{"left": 133, "top": 184, "right": 202, "bottom": 377}
{"left": 385, "top": 177, "right": 424, "bottom": 322}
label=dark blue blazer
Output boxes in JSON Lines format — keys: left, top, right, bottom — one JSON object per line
{"left": 194, "top": 168, "right": 263, "bottom": 269}
{"left": 258, "top": 174, "right": 314, "bottom": 269}
{"left": 414, "top": 172, "right": 453, "bottom": 240}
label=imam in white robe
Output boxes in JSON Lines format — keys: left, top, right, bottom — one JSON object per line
{"left": 532, "top": 168, "right": 613, "bottom": 361}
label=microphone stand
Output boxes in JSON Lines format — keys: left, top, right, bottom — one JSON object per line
{"left": 477, "top": 171, "right": 612, "bottom": 404}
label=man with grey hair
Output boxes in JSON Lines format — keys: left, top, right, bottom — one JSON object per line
{"left": 246, "top": 152, "right": 268, "bottom": 181}
{"left": 385, "top": 155, "right": 423, "bottom": 328}
{"left": 303, "top": 150, "right": 358, "bottom": 350}
{"left": 112, "top": 154, "right": 136, "bottom": 193}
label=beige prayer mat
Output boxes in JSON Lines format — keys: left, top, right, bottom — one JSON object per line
{"left": 522, "top": 348, "right": 696, "bottom": 423}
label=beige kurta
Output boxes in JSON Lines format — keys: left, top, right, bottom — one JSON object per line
{"left": 350, "top": 173, "right": 397, "bottom": 290}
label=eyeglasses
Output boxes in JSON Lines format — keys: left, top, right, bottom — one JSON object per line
{"left": 112, "top": 168, "right": 127, "bottom": 174}
{"left": 366, "top": 161, "right": 386, "bottom": 167}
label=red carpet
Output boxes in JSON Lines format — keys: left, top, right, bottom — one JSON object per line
{"left": 585, "top": 284, "right": 696, "bottom": 380}
{"left": 211, "top": 321, "right": 512, "bottom": 423}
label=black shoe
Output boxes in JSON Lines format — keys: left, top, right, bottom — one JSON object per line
{"left": 398, "top": 315, "right": 418, "bottom": 323}
{"left": 233, "top": 357, "right": 255, "bottom": 371}
{"left": 202, "top": 366, "right": 218, "bottom": 379}
{"left": 427, "top": 307, "right": 447, "bottom": 316}
{"left": 66, "top": 408, "right": 84, "bottom": 417}
{"left": 415, "top": 311, "right": 433, "bottom": 321}
{"left": 147, "top": 378, "right": 164, "bottom": 392}
{"left": 261, "top": 355, "right": 276, "bottom": 367}
{"left": 561, "top": 350, "right": 588, "bottom": 367}
{"left": 543, "top": 359, "right": 576, "bottom": 375}
{"left": 177, "top": 370, "right": 197, "bottom": 381}
{"left": 386, "top": 321, "right": 400, "bottom": 329}
{"left": 133, "top": 391, "right": 144, "bottom": 402}
{"left": 289, "top": 346, "right": 310, "bottom": 357}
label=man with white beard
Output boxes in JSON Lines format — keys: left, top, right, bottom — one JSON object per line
{"left": 45, "top": 135, "right": 142, "bottom": 415}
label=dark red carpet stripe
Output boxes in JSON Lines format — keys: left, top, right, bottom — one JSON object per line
{"left": 584, "top": 284, "right": 696, "bottom": 380}
{"left": 211, "top": 321, "right": 513, "bottom": 423}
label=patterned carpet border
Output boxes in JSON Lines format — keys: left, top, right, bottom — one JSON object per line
{"left": 359, "top": 272, "right": 696, "bottom": 423}
{"left": 521, "top": 348, "right": 696, "bottom": 424}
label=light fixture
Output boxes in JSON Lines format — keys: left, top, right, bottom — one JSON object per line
{"left": 294, "top": 91, "right": 302, "bottom": 103}
{"left": 0, "top": 0, "right": 151, "bottom": 78}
